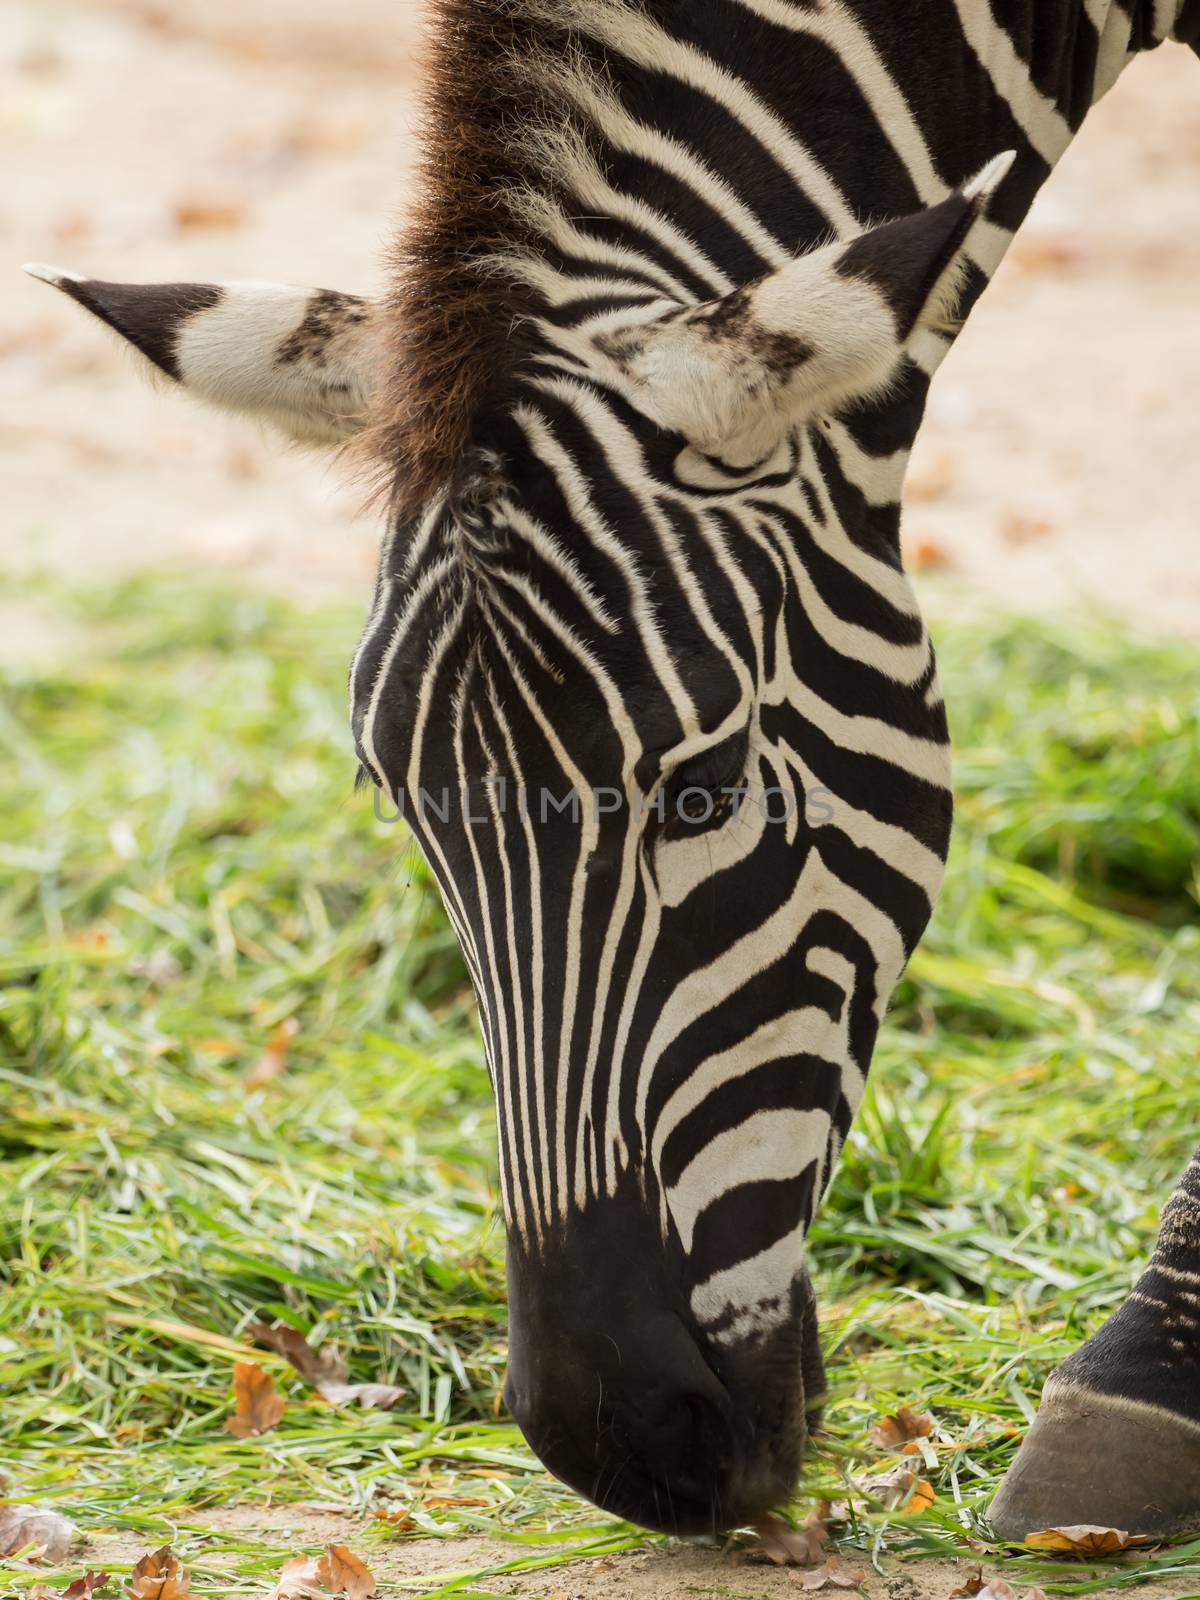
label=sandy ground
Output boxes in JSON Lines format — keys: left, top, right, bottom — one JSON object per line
{"left": 77, "top": 1505, "right": 1200, "bottom": 1600}
{"left": 3, "top": 2, "right": 1200, "bottom": 655}
{"left": 4, "top": 6, "right": 1200, "bottom": 1597}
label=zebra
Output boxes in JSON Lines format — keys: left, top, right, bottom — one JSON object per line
{"left": 29, "top": 0, "right": 1200, "bottom": 1543}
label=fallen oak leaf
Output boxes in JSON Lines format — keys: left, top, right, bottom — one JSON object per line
{"left": 907, "top": 1479, "right": 936, "bottom": 1512}
{"left": 316, "top": 1381, "right": 405, "bottom": 1411}
{"left": 270, "top": 1547, "right": 377, "bottom": 1600}
{"left": 33, "top": 1583, "right": 111, "bottom": 1600}
{"left": 224, "top": 1361, "right": 285, "bottom": 1437}
{"left": 61, "top": 1574, "right": 111, "bottom": 1600}
{"left": 753, "top": 1512, "right": 830, "bottom": 1566}
{"left": 903, "top": 532, "right": 951, "bottom": 572}
{"left": 1001, "top": 510, "right": 1056, "bottom": 548}
{"left": 1024, "top": 1524, "right": 1148, "bottom": 1555}
{"left": 855, "top": 1465, "right": 934, "bottom": 1512}
{"left": 126, "top": 1547, "right": 190, "bottom": 1600}
{"left": 948, "top": 1566, "right": 983, "bottom": 1597}
{"left": 372, "top": 1507, "right": 414, "bottom": 1531}
{"left": 248, "top": 1321, "right": 345, "bottom": 1385}
{"left": 0, "top": 1504, "right": 77, "bottom": 1562}
{"left": 173, "top": 197, "right": 248, "bottom": 231}
{"left": 316, "top": 1547, "right": 376, "bottom": 1600}
{"left": 855, "top": 1465, "right": 918, "bottom": 1509}
{"left": 245, "top": 1020, "right": 299, "bottom": 1088}
{"left": 789, "top": 1555, "right": 868, "bottom": 1591}
{"left": 906, "top": 450, "right": 957, "bottom": 503}
{"left": 247, "top": 1322, "right": 404, "bottom": 1412}
{"left": 869, "top": 1405, "right": 934, "bottom": 1450}
{"left": 271, "top": 1555, "right": 324, "bottom": 1599}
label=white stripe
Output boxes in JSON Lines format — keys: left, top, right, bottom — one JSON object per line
{"left": 951, "top": 0, "right": 1075, "bottom": 166}
{"left": 734, "top": 0, "right": 946, "bottom": 203}
{"left": 668, "top": 1108, "right": 832, "bottom": 1251}
{"left": 691, "top": 1218, "right": 808, "bottom": 1343}
{"left": 458, "top": 692, "right": 538, "bottom": 1242}
{"left": 527, "top": 0, "right": 860, "bottom": 236}
{"left": 753, "top": 502, "right": 935, "bottom": 685}
{"left": 635, "top": 845, "right": 907, "bottom": 1135}
{"left": 653, "top": 1001, "right": 855, "bottom": 1189}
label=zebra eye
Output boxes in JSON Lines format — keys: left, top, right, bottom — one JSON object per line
{"left": 662, "top": 727, "right": 750, "bottom": 834}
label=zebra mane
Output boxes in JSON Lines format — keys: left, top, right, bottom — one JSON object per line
{"left": 364, "top": 0, "right": 601, "bottom": 525}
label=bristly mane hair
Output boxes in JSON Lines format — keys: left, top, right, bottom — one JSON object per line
{"left": 362, "top": 0, "right": 576, "bottom": 525}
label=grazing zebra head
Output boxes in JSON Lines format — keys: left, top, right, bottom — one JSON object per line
{"left": 34, "top": 0, "right": 1200, "bottom": 1542}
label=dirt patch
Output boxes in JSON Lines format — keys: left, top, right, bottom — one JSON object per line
{"left": 77, "top": 1504, "right": 1200, "bottom": 1600}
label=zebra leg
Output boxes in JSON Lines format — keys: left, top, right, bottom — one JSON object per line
{"left": 991, "top": 1148, "right": 1200, "bottom": 1538}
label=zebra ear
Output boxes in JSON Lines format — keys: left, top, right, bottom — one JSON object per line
{"left": 595, "top": 151, "right": 1015, "bottom": 464}
{"left": 23, "top": 265, "right": 381, "bottom": 445}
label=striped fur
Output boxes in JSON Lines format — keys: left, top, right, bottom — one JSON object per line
{"left": 350, "top": 0, "right": 1200, "bottom": 1528}
{"left": 31, "top": 0, "right": 1200, "bottom": 1536}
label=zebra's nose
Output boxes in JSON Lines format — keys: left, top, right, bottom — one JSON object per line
{"left": 503, "top": 1314, "right": 772, "bottom": 1534}
{"left": 506, "top": 1368, "right": 739, "bottom": 1531}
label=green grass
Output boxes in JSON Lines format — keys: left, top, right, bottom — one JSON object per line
{"left": 1, "top": 575, "right": 1199, "bottom": 1597}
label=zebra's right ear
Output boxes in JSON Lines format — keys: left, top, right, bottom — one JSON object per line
{"left": 595, "top": 151, "right": 1014, "bottom": 465}
{"left": 24, "top": 265, "right": 382, "bottom": 445}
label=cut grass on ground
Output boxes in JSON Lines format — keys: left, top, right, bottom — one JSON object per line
{"left": 1, "top": 576, "right": 1199, "bottom": 1597}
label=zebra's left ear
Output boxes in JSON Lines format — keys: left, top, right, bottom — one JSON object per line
{"left": 595, "top": 151, "right": 1015, "bottom": 464}
{"left": 23, "top": 266, "right": 381, "bottom": 445}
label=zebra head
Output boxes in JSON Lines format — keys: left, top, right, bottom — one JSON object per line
{"left": 30, "top": 154, "right": 1007, "bottom": 1534}
{"left": 351, "top": 157, "right": 1011, "bottom": 1531}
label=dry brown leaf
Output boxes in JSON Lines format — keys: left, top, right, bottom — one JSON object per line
{"left": 869, "top": 1405, "right": 934, "bottom": 1450}
{"left": 903, "top": 533, "right": 951, "bottom": 572}
{"left": 1009, "top": 234, "right": 1088, "bottom": 275}
{"left": 372, "top": 1507, "right": 414, "bottom": 1530}
{"left": 271, "top": 1547, "right": 377, "bottom": 1600}
{"left": 196, "top": 1038, "right": 241, "bottom": 1058}
{"left": 32, "top": 1581, "right": 110, "bottom": 1600}
{"left": 126, "top": 1547, "right": 190, "bottom": 1600}
{"left": 173, "top": 198, "right": 248, "bottom": 232}
{"left": 908, "top": 1479, "right": 936, "bottom": 1512}
{"left": 61, "top": 1574, "right": 111, "bottom": 1600}
{"left": 907, "top": 451, "right": 957, "bottom": 504}
{"left": 316, "top": 1381, "right": 406, "bottom": 1410}
{"left": 248, "top": 1321, "right": 346, "bottom": 1384}
{"left": 0, "top": 1504, "right": 77, "bottom": 1562}
{"left": 1000, "top": 510, "right": 1056, "bottom": 548}
{"left": 754, "top": 1511, "right": 830, "bottom": 1566}
{"left": 788, "top": 1555, "right": 868, "bottom": 1591}
{"left": 245, "top": 1020, "right": 300, "bottom": 1088}
{"left": 271, "top": 1555, "right": 324, "bottom": 1599}
{"left": 317, "top": 1548, "right": 377, "bottom": 1600}
{"left": 247, "top": 1322, "right": 404, "bottom": 1412}
{"left": 1024, "top": 1524, "right": 1149, "bottom": 1555}
{"left": 224, "top": 1361, "right": 286, "bottom": 1437}
{"left": 855, "top": 1465, "right": 934, "bottom": 1512}
{"left": 948, "top": 1566, "right": 984, "bottom": 1597}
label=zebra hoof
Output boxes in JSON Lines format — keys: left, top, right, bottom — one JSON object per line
{"left": 990, "top": 1382, "right": 1200, "bottom": 1541}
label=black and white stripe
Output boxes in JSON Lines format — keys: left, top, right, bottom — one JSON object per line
{"left": 353, "top": 0, "right": 1194, "bottom": 1355}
